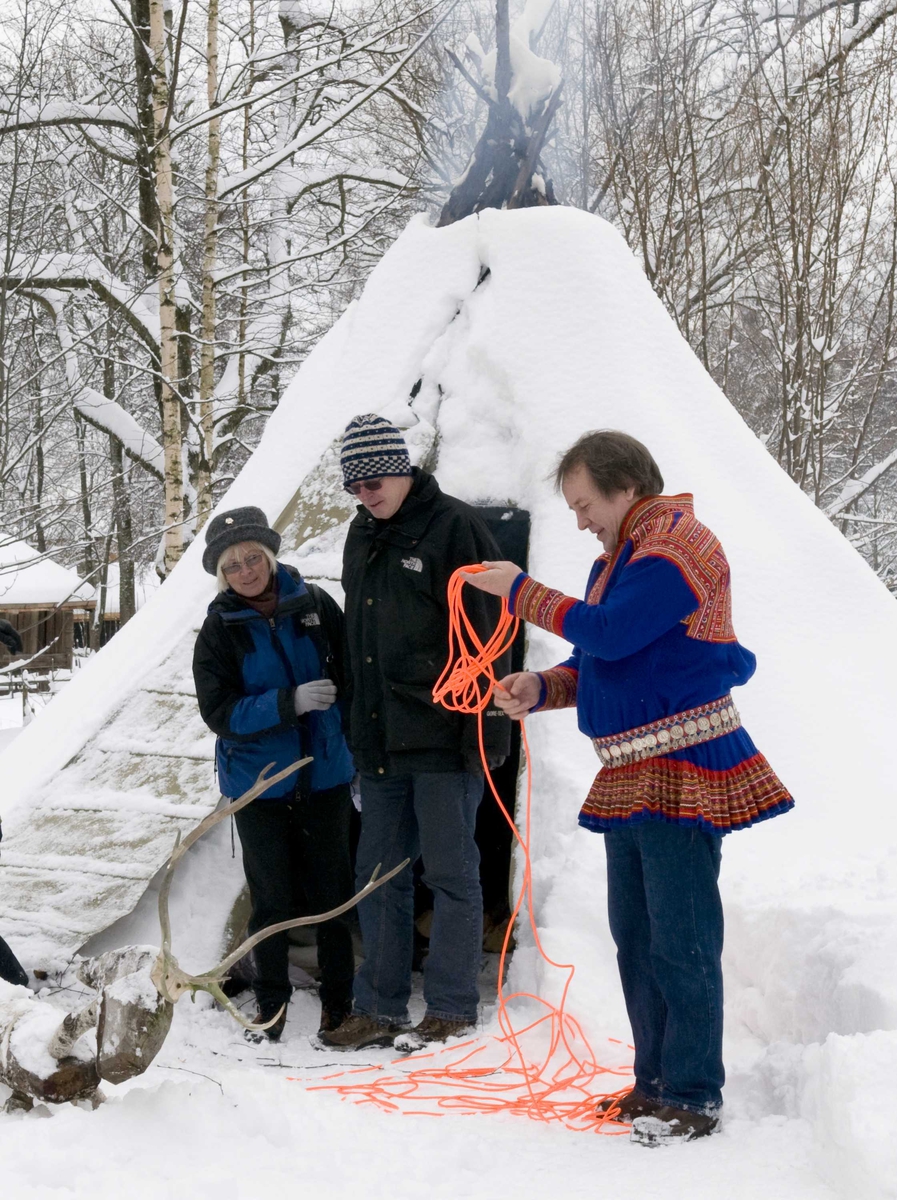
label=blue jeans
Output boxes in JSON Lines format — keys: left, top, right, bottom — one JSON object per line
{"left": 604, "top": 822, "right": 724, "bottom": 1114}
{"left": 353, "top": 770, "right": 483, "bottom": 1024}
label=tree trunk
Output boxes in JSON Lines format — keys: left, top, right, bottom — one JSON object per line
{"left": 236, "top": 0, "right": 256, "bottom": 425}
{"left": 109, "top": 436, "right": 136, "bottom": 626}
{"left": 74, "top": 411, "right": 95, "bottom": 577}
{"left": 196, "top": 0, "right": 220, "bottom": 531}
{"left": 149, "top": 0, "right": 185, "bottom": 573}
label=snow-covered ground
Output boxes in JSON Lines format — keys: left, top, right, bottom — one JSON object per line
{"left": 0, "top": 969, "right": 841, "bottom": 1200}
{"left": 0, "top": 691, "right": 52, "bottom": 752}
{"left": 0, "top": 695, "right": 22, "bottom": 753}
{"left": 1, "top": 206, "right": 896, "bottom": 1198}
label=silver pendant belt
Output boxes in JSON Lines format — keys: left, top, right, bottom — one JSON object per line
{"left": 592, "top": 695, "right": 741, "bottom": 769}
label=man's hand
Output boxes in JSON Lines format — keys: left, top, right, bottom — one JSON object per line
{"left": 492, "top": 671, "right": 541, "bottom": 720}
{"left": 460, "top": 561, "right": 523, "bottom": 598}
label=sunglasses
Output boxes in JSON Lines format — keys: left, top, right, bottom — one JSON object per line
{"left": 222, "top": 552, "right": 267, "bottom": 577}
{"left": 347, "top": 478, "right": 384, "bottom": 497}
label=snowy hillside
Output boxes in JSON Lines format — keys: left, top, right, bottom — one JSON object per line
{"left": 0, "top": 207, "right": 895, "bottom": 1197}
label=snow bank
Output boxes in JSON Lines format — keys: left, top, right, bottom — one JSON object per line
{"left": 799, "top": 1030, "right": 897, "bottom": 1200}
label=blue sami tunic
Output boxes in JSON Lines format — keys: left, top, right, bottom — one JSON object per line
{"left": 509, "top": 494, "right": 793, "bottom": 835}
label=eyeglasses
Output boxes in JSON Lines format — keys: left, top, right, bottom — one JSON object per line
{"left": 347, "top": 478, "right": 384, "bottom": 497}
{"left": 222, "top": 552, "right": 266, "bottom": 577}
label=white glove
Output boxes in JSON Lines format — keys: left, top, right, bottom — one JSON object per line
{"left": 293, "top": 679, "right": 337, "bottom": 715}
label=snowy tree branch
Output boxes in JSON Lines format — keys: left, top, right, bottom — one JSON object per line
{"left": 217, "top": 3, "right": 457, "bottom": 200}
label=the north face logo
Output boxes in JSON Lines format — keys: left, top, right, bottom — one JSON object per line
{"left": 302, "top": 613, "right": 321, "bottom": 626}
{"left": 401, "top": 556, "right": 423, "bottom": 573}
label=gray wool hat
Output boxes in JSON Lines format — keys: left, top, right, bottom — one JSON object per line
{"left": 202, "top": 506, "right": 281, "bottom": 575}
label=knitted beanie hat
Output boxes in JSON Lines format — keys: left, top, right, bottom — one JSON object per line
{"left": 340, "top": 413, "right": 412, "bottom": 489}
{"left": 202, "top": 505, "right": 281, "bottom": 576}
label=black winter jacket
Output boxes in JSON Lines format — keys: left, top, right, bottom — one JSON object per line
{"left": 341, "top": 469, "right": 511, "bottom": 775}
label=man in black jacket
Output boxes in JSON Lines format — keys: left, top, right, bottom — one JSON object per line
{"left": 320, "top": 414, "right": 510, "bottom": 1051}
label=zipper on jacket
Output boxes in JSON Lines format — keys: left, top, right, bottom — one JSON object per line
{"left": 269, "top": 616, "right": 298, "bottom": 686}
{"left": 268, "top": 615, "right": 306, "bottom": 799}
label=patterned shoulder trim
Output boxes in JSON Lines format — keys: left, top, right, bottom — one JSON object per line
{"left": 630, "top": 510, "right": 735, "bottom": 643}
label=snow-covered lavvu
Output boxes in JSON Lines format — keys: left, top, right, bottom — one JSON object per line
{"left": 1, "top": 208, "right": 896, "bottom": 1199}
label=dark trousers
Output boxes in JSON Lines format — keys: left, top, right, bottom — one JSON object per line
{"left": 353, "top": 770, "right": 484, "bottom": 1023}
{"left": 605, "top": 822, "right": 725, "bottom": 1113}
{"left": 234, "top": 785, "right": 355, "bottom": 1015}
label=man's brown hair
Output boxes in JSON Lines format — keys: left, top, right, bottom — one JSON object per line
{"left": 554, "top": 430, "right": 664, "bottom": 497}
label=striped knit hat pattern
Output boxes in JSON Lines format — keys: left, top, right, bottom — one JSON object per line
{"left": 341, "top": 413, "right": 412, "bottom": 488}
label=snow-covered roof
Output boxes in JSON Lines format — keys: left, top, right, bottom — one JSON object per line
{"left": 0, "top": 540, "right": 94, "bottom": 607}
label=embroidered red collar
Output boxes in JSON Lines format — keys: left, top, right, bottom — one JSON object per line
{"left": 618, "top": 493, "right": 695, "bottom": 546}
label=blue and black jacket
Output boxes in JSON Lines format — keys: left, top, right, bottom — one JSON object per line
{"left": 193, "top": 563, "right": 355, "bottom": 799}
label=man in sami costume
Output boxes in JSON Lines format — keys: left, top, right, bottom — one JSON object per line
{"left": 463, "top": 429, "right": 792, "bottom": 1145}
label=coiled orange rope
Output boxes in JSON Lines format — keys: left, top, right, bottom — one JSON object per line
{"left": 296, "top": 566, "right": 633, "bottom": 1130}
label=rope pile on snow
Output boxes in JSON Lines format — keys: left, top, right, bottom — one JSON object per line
{"left": 293, "top": 567, "right": 635, "bottom": 1132}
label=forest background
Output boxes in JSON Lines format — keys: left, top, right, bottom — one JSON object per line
{"left": 2, "top": 0, "right": 896, "bottom": 631}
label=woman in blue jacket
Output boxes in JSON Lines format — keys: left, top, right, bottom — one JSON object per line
{"left": 193, "top": 507, "right": 356, "bottom": 1041}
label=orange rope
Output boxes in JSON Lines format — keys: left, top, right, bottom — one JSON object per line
{"left": 294, "top": 566, "right": 633, "bottom": 1131}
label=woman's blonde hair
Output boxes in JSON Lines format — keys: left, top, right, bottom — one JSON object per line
{"left": 216, "top": 540, "right": 278, "bottom": 592}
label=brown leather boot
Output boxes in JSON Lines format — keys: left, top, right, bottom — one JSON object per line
{"left": 318, "top": 1005, "right": 352, "bottom": 1035}
{"left": 317, "top": 1013, "right": 404, "bottom": 1050}
{"left": 631, "top": 1104, "right": 721, "bottom": 1144}
{"left": 595, "top": 1088, "right": 661, "bottom": 1123}
{"left": 392, "top": 1014, "right": 475, "bottom": 1054}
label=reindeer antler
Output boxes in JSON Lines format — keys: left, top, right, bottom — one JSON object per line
{"left": 151, "top": 761, "right": 411, "bottom": 1031}
{"left": 47, "top": 999, "right": 99, "bottom": 1060}
{"left": 153, "top": 759, "right": 310, "bottom": 1008}
{"left": 172, "top": 858, "right": 410, "bottom": 1030}
{"left": 156, "top": 759, "right": 311, "bottom": 962}
{"left": 210, "top": 860, "right": 408, "bottom": 979}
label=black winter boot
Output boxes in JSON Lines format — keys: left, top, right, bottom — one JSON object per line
{"left": 245, "top": 1004, "right": 288, "bottom": 1044}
